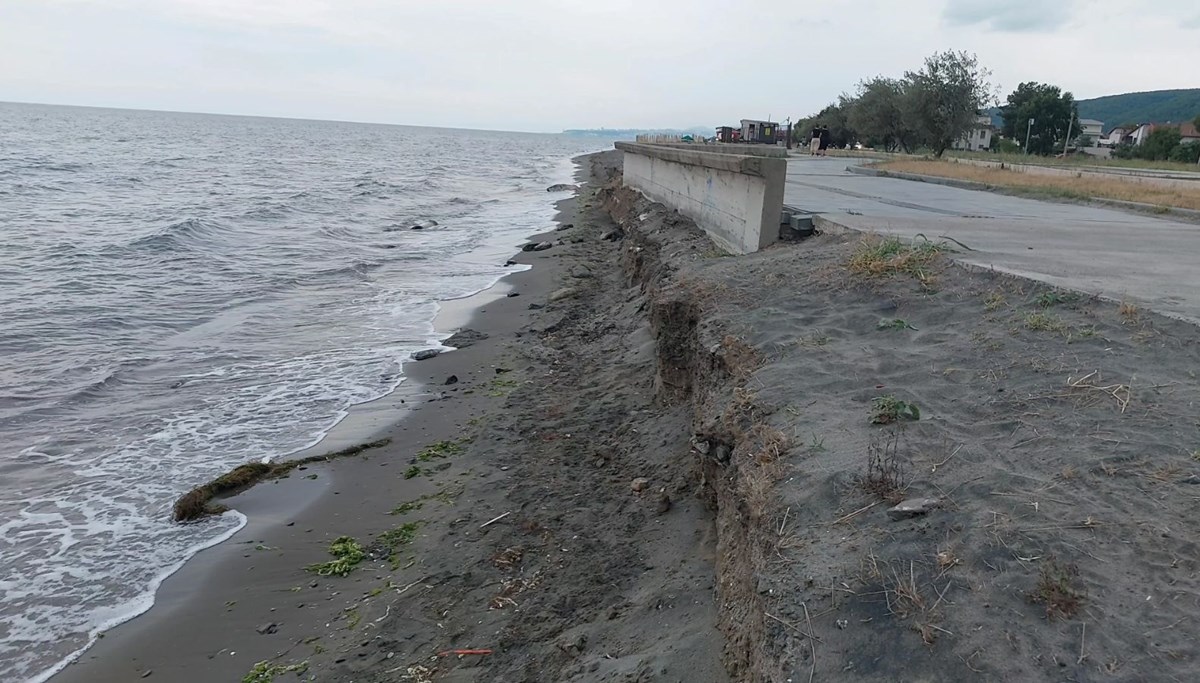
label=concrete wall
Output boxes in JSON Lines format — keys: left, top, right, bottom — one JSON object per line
{"left": 946, "top": 156, "right": 1200, "bottom": 190}
{"left": 648, "top": 142, "right": 788, "bottom": 158}
{"left": 615, "top": 142, "right": 786, "bottom": 254}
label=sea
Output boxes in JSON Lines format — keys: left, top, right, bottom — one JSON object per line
{"left": 0, "top": 101, "right": 606, "bottom": 682}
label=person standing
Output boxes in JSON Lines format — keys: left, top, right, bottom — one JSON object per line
{"left": 818, "top": 125, "right": 831, "bottom": 157}
{"left": 809, "top": 125, "right": 821, "bottom": 156}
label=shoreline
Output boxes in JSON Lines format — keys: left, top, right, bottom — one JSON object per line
{"left": 48, "top": 163, "right": 587, "bottom": 682}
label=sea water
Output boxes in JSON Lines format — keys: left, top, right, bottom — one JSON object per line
{"left": 0, "top": 102, "right": 604, "bottom": 681}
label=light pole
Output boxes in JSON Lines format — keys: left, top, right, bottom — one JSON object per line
{"left": 1062, "top": 117, "right": 1074, "bottom": 157}
{"left": 1025, "top": 118, "right": 1034, "bottom": 155}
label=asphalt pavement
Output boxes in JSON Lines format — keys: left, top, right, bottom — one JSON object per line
{"left": 784, "top": 156, "right": 1200, "bottom": 324}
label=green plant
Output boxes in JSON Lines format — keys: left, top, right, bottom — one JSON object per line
{"left": 403, "top": 465, "right": 423, "bottom": 479}
{"left": 487, "top": 377, "right": 519, "bottom": 397}
{"left": 808, "top": 433, "right": 827, "bottom": 453}
{"left": 983, "top": 290, "right": 1007, "bottom": 311}
{"left": 877, "top": 318, "right": 917, "bottom": 331}
{"left": 378, "top": 522, "right": 421, "bottom": 551}
{"left": 306, "top": 536, "right": 365, "bottom": 577}
{"left": 1036, "top": 290, "right": 1078, "bottom": 308}
{"left": 1029, "top": 557, "right": 1084, "bottom": 620}
{"left": 870, "top": 395, "right": 921, "bottom": 424}
{"left": 242, "top": 660, "right": 309, "bottom": 683}
{"left": 848, "top": 236, "right": 948, "bottom": 286}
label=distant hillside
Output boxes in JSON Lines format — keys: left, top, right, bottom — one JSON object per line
{"left": 562, "top": 127, "right": 713, "bottom": 138}
{"left": 1076, "top": 89, "right": 1200, "bottom": 131}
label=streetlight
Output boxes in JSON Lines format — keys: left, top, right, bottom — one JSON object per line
{"left": 1025, "top": 118, "right": 1034, "bottom": 155}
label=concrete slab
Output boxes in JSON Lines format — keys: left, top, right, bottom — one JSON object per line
{"left": 784, "top": 157, "right": 1200, "bottom": 324}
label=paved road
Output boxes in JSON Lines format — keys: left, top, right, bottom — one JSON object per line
{"left": 783, "top": 156, "right": 1200, "bottom": 324}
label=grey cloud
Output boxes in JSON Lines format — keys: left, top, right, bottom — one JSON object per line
{"left": 942, "top": 0, "right": 1075, "bottom": 32}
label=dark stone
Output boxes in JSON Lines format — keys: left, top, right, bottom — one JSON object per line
{"left": 656, "top": 493, "right": 672, "bottom": 515}
{"left": 505, "top": 259, "right": 518, "bottom": 266}
{"left": 527, "top": 303, "right": 544, "bottom": 310}
{"left": 494, "top": 367, "right": 512, "bottom": 374}
{"left": 506, "top": 291, "right": 521, "bottom": 297}
{"left": 444, "top": 375, "right": 459, "bottom": 385}
{"left": 443, "top": 329, "right": 488, "bottom": 349}
{"left": 600, "top": 228, "right": 625, "bottom": 241}
{"left": 532, "top": 241, "right": 553, "bottom": 251}
{"left": 556, "top": 223, "right": 574, "bottom": 231}
{"left": 257, "top": 623, "right": 278, "bottom": 635}
{"left": 520, "top": 243, "right": 539, "bottom": 252}
{"left": 546, "top": 184, "right": 578, "bottom": 192}
{"left": 410, "top": 225, "right": 424, "bottom": 230}
{"left": 411, "top": 349, "right": 440, "bottom": 361}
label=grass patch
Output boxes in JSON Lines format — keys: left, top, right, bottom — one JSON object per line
{"left": 1036, "top": 290, "right": 1079, "bottom": 308}
{"left": 870, "top": 395, "right": 921, "bottom": 425}
{"left": 848, "top": 236, "right": 948, "bottom": 285}
{"left": 487, "top": 377, "right": 519, "bottom": 397}
{"left": 242, "top": 660, "right": 309, "bottom": 683}
{"left": 1118, "top": 300, "right": 1139, "bottom": 323}
{"left": 173, "top": 438, "right": 391, "bottom": 522}
{"left": 877, "top": 318, "right": 917, "bottom": 331}
{"left": 1024, "top": 311, "right": 1068, "bottom": 334}
{"left": 403, "top": 465, "right": 424, "bottom": 479}
{"left": 1029, "top": 556, "right": 1085, "bottom": 620}
{"left": 879, "top": 158, "right": 1200, "bottom": 211}
{"left": 983, "top": 290, "right": 1007, "bottom": 311}
{"left": 378, "top": 522, "right": 421, "bottom": 550}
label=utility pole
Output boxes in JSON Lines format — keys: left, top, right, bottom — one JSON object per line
{"left": 1062, "top": 117, "right": 1073, "bottom": 157}
{"left": 786, "top": 117, "right": 792, "bottom": 150}
{"left": 1025, "top": 118, "right": 1034, "bottom": 155}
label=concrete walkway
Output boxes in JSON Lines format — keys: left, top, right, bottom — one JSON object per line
{"left": 784, "top": 156, "right": 1200, "bottom": 324}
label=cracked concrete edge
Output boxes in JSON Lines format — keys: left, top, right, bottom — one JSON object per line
{"left": 845, "top": 163, "right": 1200, "bottom": 224}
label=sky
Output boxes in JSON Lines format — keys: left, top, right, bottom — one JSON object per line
{"left": 1, "top": 0, "right": 1197, "bottom": 132}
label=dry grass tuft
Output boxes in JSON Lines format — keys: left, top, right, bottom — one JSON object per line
{"left": 879, "top": 159, "right": 1200, "bottom": 211}
{"left": 861, "top": 430, "right": 907, "bottom": 504}
{"left": 720, "top": 334, "right": 764, "bottom": 380}
{"left": 847, "top": 235, "right": 947, "bottom": 287}
{"left": 1118, "top": 300, "right": 1139, "bottom": 323}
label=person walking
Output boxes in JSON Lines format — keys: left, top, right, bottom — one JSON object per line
{"left": 809, "top": 125, "right": 821, "bottom": 156}
{"left": 818, "top": 125, "right": 831, "bottom": 157}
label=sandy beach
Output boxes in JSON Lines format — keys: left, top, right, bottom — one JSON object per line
{"left": 53, "top": 149, "right": 1200, "bottom": 683}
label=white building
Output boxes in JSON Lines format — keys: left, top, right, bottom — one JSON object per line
{"left": 952, "top": 114, "right": 994, "bottom": 152}
{"left": 1078, "top": 119, "right": 1104, "bottom": 145}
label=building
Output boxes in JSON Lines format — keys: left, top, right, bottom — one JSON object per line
{"left": 1180, "top": 122, "right": 1200, "bottom": 143}
{"left": 1124, "top": 122, "right": 1200, "bottom": 146}
{"left": 1078, "top": 119, "right": 1104, "bottom": 145}
{"left": 1101, "top": 126, "right": 1131, "bottom": 147}
{"left": 739, "top": 119, "right": 778, "bottom": 145}
{"left": 952, "top": 114, "right": 994, "bottom": 152}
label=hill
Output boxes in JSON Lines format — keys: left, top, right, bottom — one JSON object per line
{"left": 1076, "top": 89, "right": 1200, "bottom": 131}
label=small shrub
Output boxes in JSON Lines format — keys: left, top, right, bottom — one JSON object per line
{"left": 983, "top": 290, "right": 1007, "bottom": 311}
{"left": 306, "top": 536, "right": 365, "bottom": 577}
{"left": 1029, "top": 557, "right": 1084, "bottom": 620}
{"left": 861, "top": 430, "right": 906, "bottom": 503}
{"left": 870, "top": 395, "right": 920, "bottom": 424}
{"left": 403, "top": 465, "right": 423, "bottom": 479}
{"left": 877, "top": 318, "right": 917, "bottom": 331}
{"left": 1118, "top": 300, "right": 1139, "bottom": 323}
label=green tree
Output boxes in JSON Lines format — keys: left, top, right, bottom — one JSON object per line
{"left": 847, "top": 77, "right": 915, "bottom": 152}
{"left": 901, "top": 51, "right": 995, "bottom": 157}
{"left": 1169, "top": 141, "right": 1200, "bottom": 164}
{"left": 1000, "top": 82, "right": 1080, "bottom": 156}
{"left": 1140, "top": 127, "right": 1182, "bottom": 161}
{"left": 798, "top": 99, "right": 859, "bottom": 150}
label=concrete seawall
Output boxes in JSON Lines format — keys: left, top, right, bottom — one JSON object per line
{"left": 614, "top": 142, "right": 786, "bottom": 254}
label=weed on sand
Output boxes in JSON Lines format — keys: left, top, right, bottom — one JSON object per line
{"left": 306, "top": 537, "right": 366, "bottom": 577}
{"left": 870, "top": 395, "right": 921, "bottom": 424}
{"left": 1029, "top": 556, "right": 1085, "bottom": 620}
{"left": 242, "top": 660, "right": 308, "bottom": 683}
{"left": 848, "top": 236, "right": 948, "bottom": 286}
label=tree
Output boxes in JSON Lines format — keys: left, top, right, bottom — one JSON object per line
{"left": 847, "top": 77, "right": 916, "bottom": 152}
{"left": 901, "top": 51, "right": 995, "bottom": 157}
{"left": 1000, "top": 82, "right": 1080, "bottom": 156}
{"left": 797, "top": 99, "right": 859, "bottom": 150}
{"left": 1169, "top": 141, "right": 1200, "bottom": 164}
{"left": 1140, "top": 127, "right": 1182, "bottom": 161}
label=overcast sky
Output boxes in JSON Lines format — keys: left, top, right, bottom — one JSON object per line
{"left": 2, "top": 0, "right": 1197, "bottom": 132}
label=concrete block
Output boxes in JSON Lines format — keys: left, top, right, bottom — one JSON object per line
{"left": 615, "top": 142, "right": 787, "bottom": 254}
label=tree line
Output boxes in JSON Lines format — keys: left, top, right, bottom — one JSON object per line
{"left": 794, "top": 51, "right": 1200, "bottom": 163}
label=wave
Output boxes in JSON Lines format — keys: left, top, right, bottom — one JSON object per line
{"left": 123, "top": 218, "right": 232, "bottom": 252}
